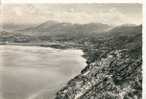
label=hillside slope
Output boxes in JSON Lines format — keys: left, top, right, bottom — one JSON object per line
{"left": 55, "top": 25, "right": 142, "bottom": 99}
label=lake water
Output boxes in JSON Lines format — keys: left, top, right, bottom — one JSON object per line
{"left": 0, "top": 45, "right": 86, "bottom": 99}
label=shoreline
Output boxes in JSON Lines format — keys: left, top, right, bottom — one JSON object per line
{"left": 0, "top": 42, "right": 83, "bottom": 49}
{"left": 0, "top": 42, "right": 88, "bottom": 64}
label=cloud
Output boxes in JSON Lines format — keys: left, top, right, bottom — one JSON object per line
{"left": 1, "top": 4, "right": 142, "bottom": 25}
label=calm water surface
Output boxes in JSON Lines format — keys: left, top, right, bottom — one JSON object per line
{"left": 0, "top": 45, "right": 86, "bottom": 99}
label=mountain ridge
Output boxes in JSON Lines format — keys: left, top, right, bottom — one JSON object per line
{"left": 16, "top": 21, "right": 112, "bottom": 36}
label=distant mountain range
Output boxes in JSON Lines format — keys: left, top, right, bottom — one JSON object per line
{"left": 2, "top": 23, "right": 36, "bottom": 32}
{"left": 0, "top": 20, "right": 141, "bottom": 44}
{"left": 1, "top": 21, "right": 141, "bottom": 37}
{"left": 16, "top": 20, "right": 112, "bottom": 36}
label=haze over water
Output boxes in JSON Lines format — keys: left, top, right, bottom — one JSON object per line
{"left": 0, "top": 45, "right": 86, "bottom": 99}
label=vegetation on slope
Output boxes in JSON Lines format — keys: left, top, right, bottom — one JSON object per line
{"left": 55, "top": 25, "right": 142, "bottom": 99}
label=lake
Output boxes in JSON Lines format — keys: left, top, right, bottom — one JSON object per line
{"left": 0, "top": 45, "right": 86, "bottom": 99}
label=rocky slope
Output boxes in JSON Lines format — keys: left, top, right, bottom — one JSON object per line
{"left": 55, "top": 49, "right": 142, "bottom": 99}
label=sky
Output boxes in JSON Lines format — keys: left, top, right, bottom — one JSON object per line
{"left": 1, "top": 0, "right": 142, "bottom": 3}
{"left": 0, "top": 4, "right": 142, "bottom": 25}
